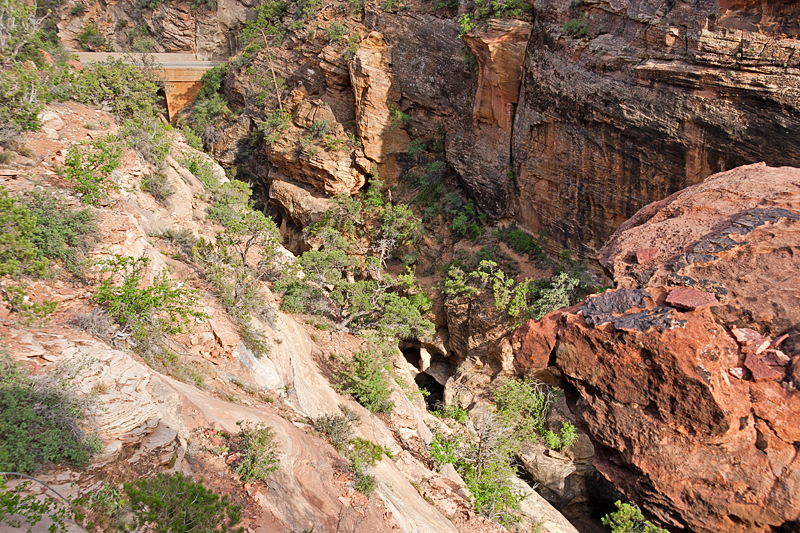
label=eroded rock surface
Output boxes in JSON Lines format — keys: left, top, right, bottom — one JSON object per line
{"left": 514, "top": 164, "right": 800, "bottom": 532}
{"left": 600, "top": 163, "right": 800, "bottom": 334}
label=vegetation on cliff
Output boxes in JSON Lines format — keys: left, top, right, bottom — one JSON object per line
{"left": 429, "top": 377, "right": 577, "bottom": 526}
{"left": 0, "top": 354, "right": 101, "bottom": 473}
{"left": 278, "top": 191, "right": 433, "bottom": 342}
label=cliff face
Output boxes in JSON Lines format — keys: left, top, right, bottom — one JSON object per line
{"left": 512, "top": 0, "right": 800, "bottom": 257}
{"left": 56, "top": 0, "right": 252, "bottom": 58}
{"left": 513, "top": 163, "right": 800, "bottom": 533}
{"left": 58, "top": 0, "right": 800, "bottom": 259}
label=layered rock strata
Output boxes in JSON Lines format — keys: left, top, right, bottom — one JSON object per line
{"left": 512, "top": 0, "right": 800, "bottom": 257}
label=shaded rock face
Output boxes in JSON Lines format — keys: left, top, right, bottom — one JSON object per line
{"left": 215, "top": 10, "right": 522, "bottom": 221}
{"left": 512, "top": 0, "right": 800, "bottom": 258}
{"left": 267, "top": 97, "right": 366, "bottom": 196}
{"left": 444, "top": 291, "right": 514, "bottom": 365}
{"left": 363, "top": 12, "right": 518, "bottom": 216}
{"left": 513, "top": 164, "right": 800, "bottom": 532}
{"left": 56, "top": 0, "right": 252, "bottom": 58}
{"left": 350, "top": 31, "right": 411, "bottom": 168}
{"left": 463, "top": 20, "right": 531, "bottom": 134}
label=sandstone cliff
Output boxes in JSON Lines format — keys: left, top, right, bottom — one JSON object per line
{"left": 57, "top": 0, "right": 800, "bottom": 262}
{"left": 512, "top": 0, "right": 800, "bottom": 258}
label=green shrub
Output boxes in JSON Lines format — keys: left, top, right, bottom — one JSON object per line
{"left": 69, "top": 3, "right": 86, "bottom": 14}
{"left": 181, "top": 126, "right": 204, "bottom": 150}
{"left": 193, "top": 208, "right": 280, "bottom": 358}
{"left": 350, "top": 437, "right": 385, "bottom": 467}
{"left": 324, "top": 134, "right": 343, "bottom": 151}
{"left": 290, "top": 242, "right": 432, "bottom": 339}
{"left": 232, "top": 421, "right": 279, "bottom": 483}
{"left": 560, "top": 420, "right": 578, "bottom": 450}
{"left": 131, "top": 35, "right": 160, "bottom": 53}
{"left": 0, "top": 64, "right": 44, "bottom": 144}
{"left": 494, "top": 377, "right": 554, "bottom": 442}
{"left": 258, "top": 108, "right": 291, "bottom": 145}
{"left": 528, "top": 271, "right": 586, "bottom": 320}
{"left": 458, "top": 13, "right": 475, "bottom": 38}
{"left": 475, "top": 0, "right": 531, "bottom": 19}
{"left": 314, "top": 406, "right": 359, "bottom": 452}
{"left": 182, "top": 152, "right": 218, "bottom": 190}
{"left": 124, "top": 473, "right": 244, "bottom": 533}
{"left": 0, "top": 354, "right": 100, "bottom": 473}
{"left": 190, "top": 0, "right": 217, "bottom": 10}
{"left": 191, "top": 93, "right": 232, "bottom": 134}
{"left": 239, "top": 0, "right": 287, "bottom": 49}
{"left": 563, "top": 17, "right": 590, "bottom": 37}
{"left": 461, "top": 453, "right": 523, "bottom": 523}
{"left": 313, "top": 407, "right": 383, "bottom": 496}
{"left": 119, "top": 116, "right": 173, "bottom": 166}
{"left": 72, "top": 481, "right": 128, "bottom": 532}
{"left": 429, "top": 433, "right": 459, "bottom": 466}
{"left": 279, "top": 280, "right": 323, "bottom": 315}
{"left": 450, "top": 200, "right": 482, "bottom": 240}
{"left": 70, "top": 59, "right": 161, "bottom": 120}
{"left": 154, "top": 227, "right": 198, "bottom": 261}
{"left": 544, "top": 430, "right": 561, "bottom": 450}
{"left": 335, "top": 348, "right": 394, "bottom": 413}
{"left": 429, "top": 415, "right": 524, "bottom": 524}
{"left": 342, "top": 32, "right": 360, "bottom": 60}
{"left": 352, "top": 470, "right": 376, "bottom": 495}
{"left": 94, "top": 255, "right": 207, "bottom": 343}
{"left": 407, "top": 139, "right": 426, "bottom": 155}
{"left": 432, "top": 404, "right": 469, "bottom": 425}
{"left": 136, "top": 0, "right": 164, "bottom": 10}
{"left": 205, "top": 180, "right": 253, "bottom": 227}
{"left": 602, "top": 501, "right": 668, "bottom": 533}
{"left": 388, "top": 104, "right": 410, "bottom": 128}
{"left": 0, "top": 478, "right": 70, "bottom": 533}
{"left": 494, "top": 223, "right": 545, "bottom": 260}
{"left": 2, "top": 283, "right": 57, "bottom": 325}
{"left": 0, "top": 0, "right": 41, "bottom": 60}
{"left": 0, "top": 186, "right": 48, "bottom": 277}
{"left": 193, "top": 209, "right": 280, "bottom": 316}
{"left": 325, "top": 22, "right": 347, "bottom": 43}
{"left": 309, "top": 119, "right": 331, "bottom": 138}
{"left": 141, "top": 170, "right": 174, "bottom": 204}
{"left": 311, "top": 194, "right": 363, "bottom": 237}
{"left": 77, "top": 23, "right": 107, "bottom": 51}
{"left": 61, "top": 138, "right": 123, "bottom": 205}
{"left": 381, "top": 0, "right": 403, "bottom": 12}
{"left": 362, "top": 169, "right": 384, "bottom": 209}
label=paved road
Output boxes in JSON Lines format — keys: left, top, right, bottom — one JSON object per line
{"left": 75, "top": 52, "right": 220, "bottom": 69}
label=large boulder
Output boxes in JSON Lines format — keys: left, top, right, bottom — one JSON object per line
{"left": 513, "top": 164, "right": 800, "bottom": 532}
{"left": 599, "top": 162, "right": 800, "bottom": 335}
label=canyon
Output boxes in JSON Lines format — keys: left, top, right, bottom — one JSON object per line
{"left": 1, "top": 0, "right": 799, "bottom": 532}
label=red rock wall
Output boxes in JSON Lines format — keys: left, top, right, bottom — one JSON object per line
{"left": 513, "top": 163, "right": 800, "bottom": 532}
{"left": 512, "top": 0, "right": 800, "bottom": 258}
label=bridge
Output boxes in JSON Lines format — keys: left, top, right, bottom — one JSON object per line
{"left": 75, "top": 52, "right": 221, "bottom": 123}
